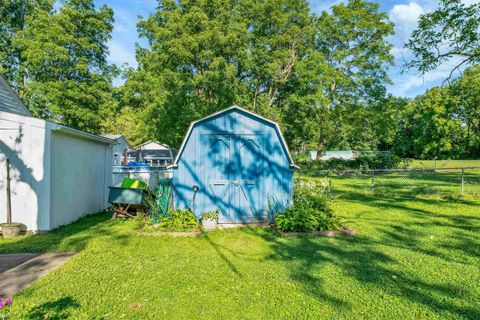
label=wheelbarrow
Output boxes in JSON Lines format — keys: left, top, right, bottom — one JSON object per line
{"left": 108, "top": 186, "right": 152, "bottom": 219}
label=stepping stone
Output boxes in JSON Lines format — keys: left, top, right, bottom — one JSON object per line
{"left": 0, "top": 252, "right": 75, "bottom": 298}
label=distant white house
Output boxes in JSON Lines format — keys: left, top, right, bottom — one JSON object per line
{"left": 129, "top": 141, "right": 177, "bottom": 166}
{"left": 0, "top": 74, "right": 114, "bottom": 231}
{"left": 101, "top": 134, "right": 131, "bottom": 165}
{"left": 321, "top": 150, "right": 355, "bottom": 160}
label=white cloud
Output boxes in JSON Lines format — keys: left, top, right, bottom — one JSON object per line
{"left": 396, "top": 70, "right": 450, "bottom": 95}
{"left": 112, "top": 8, "right": 138, "bottom": 33}
{"left": 388, "top": 56, "right": 467, "bottom": 97}
{"left": 389, "top": 2, "right": 425, "bottom": 30}
{"left": 309, "top": 0, "right": 343, "bottom": 15}
{"left": 107, "top": 39, "right": 137, "bottom": 67}
{"left": 461, "top": 0, "right": 478, "bottom": 5}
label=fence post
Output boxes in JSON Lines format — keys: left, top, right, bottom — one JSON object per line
{"left": 461, "top": 168, "right": 464, "bottom": 196}
{"left": 371, "top": 170, "right": 375, "bottom": 193}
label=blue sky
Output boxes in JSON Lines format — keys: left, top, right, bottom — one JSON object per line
{"left": 94, "top": 0, "right": 472, "bottom": 98}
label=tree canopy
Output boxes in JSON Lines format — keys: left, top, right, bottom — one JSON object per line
{"left": 405, "top": 0, "right": 480, "bottom": 78}
{"left": 2, "top": 0, "right": 116, "bottom": 133}
{"left": 0, "top": 0, "right": 479, "bottom": 160}
{"left": 118, "top": 0, "right": 395, "bottom": 150}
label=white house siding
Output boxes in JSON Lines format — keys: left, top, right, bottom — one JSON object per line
{"left": 0, "top": 111, "right": 50, "bottom": 231}
{"left": 112, "top": 136, "right": 129, "bottom": 165}
{"left": 50, "top": 131, "right": 112, "bottom": 229}
{"left": 0, "top": 110, "right": 113, "bottom": 231}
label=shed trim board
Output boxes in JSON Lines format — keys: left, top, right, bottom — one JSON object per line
{"left": 52, "top": 125, "right": 116, "bottom": 144}
{"left": 172, "top": 106, "right": 297, "bottom": 168}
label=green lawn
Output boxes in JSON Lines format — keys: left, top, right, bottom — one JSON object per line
{"left": 1, "top": 183, "right": 480, "bottom": 319}
{"left": 408, "top": 159, "right": 480, "bottom": 169}
{"left": 300, "top": 169, "right": 480, "bottom": 198}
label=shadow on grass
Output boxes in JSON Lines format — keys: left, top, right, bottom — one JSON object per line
{"left": 239, "top": 180, "right": 480, "bottom": 318}
{"left": 249, "top": 229, "right": 480, "bottom": 319}
{"left": 201, "top": 230, "right": 242, "bottom": 277}
{"left": 338, "top": 189, "right": 480, "bottom": 260}
{"left": 0, "top": 212, "right": 127, "bottom": 254}
{"left": 24, "top": 296, "right": 79, "bottom": 319}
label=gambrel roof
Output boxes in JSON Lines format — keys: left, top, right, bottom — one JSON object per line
{"left": 173, "top": 105, "right": 297, "bottom": 168}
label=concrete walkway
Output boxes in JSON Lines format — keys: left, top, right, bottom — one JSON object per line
{"left": 0, "top": 253, "right": 75, "bottom": 298}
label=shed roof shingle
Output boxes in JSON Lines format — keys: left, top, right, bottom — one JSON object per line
{"left": 0, "top": 75, "right": 32, "bottom": 116}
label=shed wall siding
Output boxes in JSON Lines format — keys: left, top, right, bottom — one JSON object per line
{"left": 173, "top": 109, "right": 293, "bottom": 223}
{"left": 0, "top": 111, "right": 50, "bottom": 231}
{"left": 50, "top": 132, "right": 112, "bottom": 229}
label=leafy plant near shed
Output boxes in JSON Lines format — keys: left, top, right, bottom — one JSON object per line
{"left": 146, "top": 209, "right": 199, "bottom": 232}
{"left": 200, "top": 210, "right": 219, "bottom": 221}
{"left": 274, "top": 178, "right": 342, "bottom": 232}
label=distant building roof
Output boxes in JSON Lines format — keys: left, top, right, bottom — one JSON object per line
{"left": 321, "top": 150, "right": 354, "bottom": 160}
{"left": 101, "top": 134, "right": 123, "bottom": 140}
{"left": 128, "top": 149, "right": 174, "bottom": 159}
{"left": 101, "top": 134, "right": 131, "bottom": 148}
{"left": 134, "top": 140, "right": 170, "bottom": 150}
{"left": 324, "top": 150, "right": 353, "bottom": 155}
{"left": 0, "top": 74, "right": 32, "bottom": 116}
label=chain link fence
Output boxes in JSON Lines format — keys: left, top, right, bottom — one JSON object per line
{"left": 112, "top": 166, "right": 480, "bottom": 198}
{"left": 298, "top": 167, "right": 480, "bottom": 198}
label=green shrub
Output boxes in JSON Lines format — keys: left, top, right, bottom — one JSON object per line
{"left": 274, "top": 178, "right": 342, "bottom": 232}
{"left": 149, "top": 209, "right": 199, "bottom": 232}
{"left": 200, "top": 209, "right": 220, "bottom": 221}
{"left": 295, "top": 153, "right": 402, "bottom": 170}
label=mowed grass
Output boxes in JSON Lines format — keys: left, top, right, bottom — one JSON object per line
{"left": 301, "top": 169, "right": 480, "bottom": 198}
{"left": 408, "top": 159, "right": 480, "bottom": 169}
{"left": 1, "top": 179, "right": 479, "bottom": 319}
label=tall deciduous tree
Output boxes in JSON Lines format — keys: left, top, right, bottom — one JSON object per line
{"left": 452, "top": 65, "right": 480, "bottom": 156}
{"left": 304, "top": 0, "right": 394, "bottom": 151}
{"left": 0, "top": 0, "right": 53, "bottom": 84}
{"left": 119, "top": 0, "right": 313, "bottom": 146}
{"left": 394, "top": 86, "right": 465, "bottom": 159}
{"left": 405, "top": 0, "right": 480, "bottom": 78}
{"left": 123, "top": 0, "right": 395, "bottom": 150}
{"left": 315, "top": 0, "right": 394, "bottom": 106}
{"left": 12, "top": 0, "right": 116, "bottom": 132}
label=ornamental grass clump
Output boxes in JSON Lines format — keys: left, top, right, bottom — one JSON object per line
{"left": 274, "top": 178, "right": 342, "bottom": 232}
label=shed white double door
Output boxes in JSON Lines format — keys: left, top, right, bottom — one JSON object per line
{"left": 202, "top": 134, "right": 264, "bottom": 223}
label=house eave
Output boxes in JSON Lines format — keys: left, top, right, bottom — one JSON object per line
{"left": 51, "top": 124, "right": 116, "bottom": 145}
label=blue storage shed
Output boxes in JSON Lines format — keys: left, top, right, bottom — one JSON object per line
{"left": 172, "top": 106, "right": 296, "bottom": 224}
